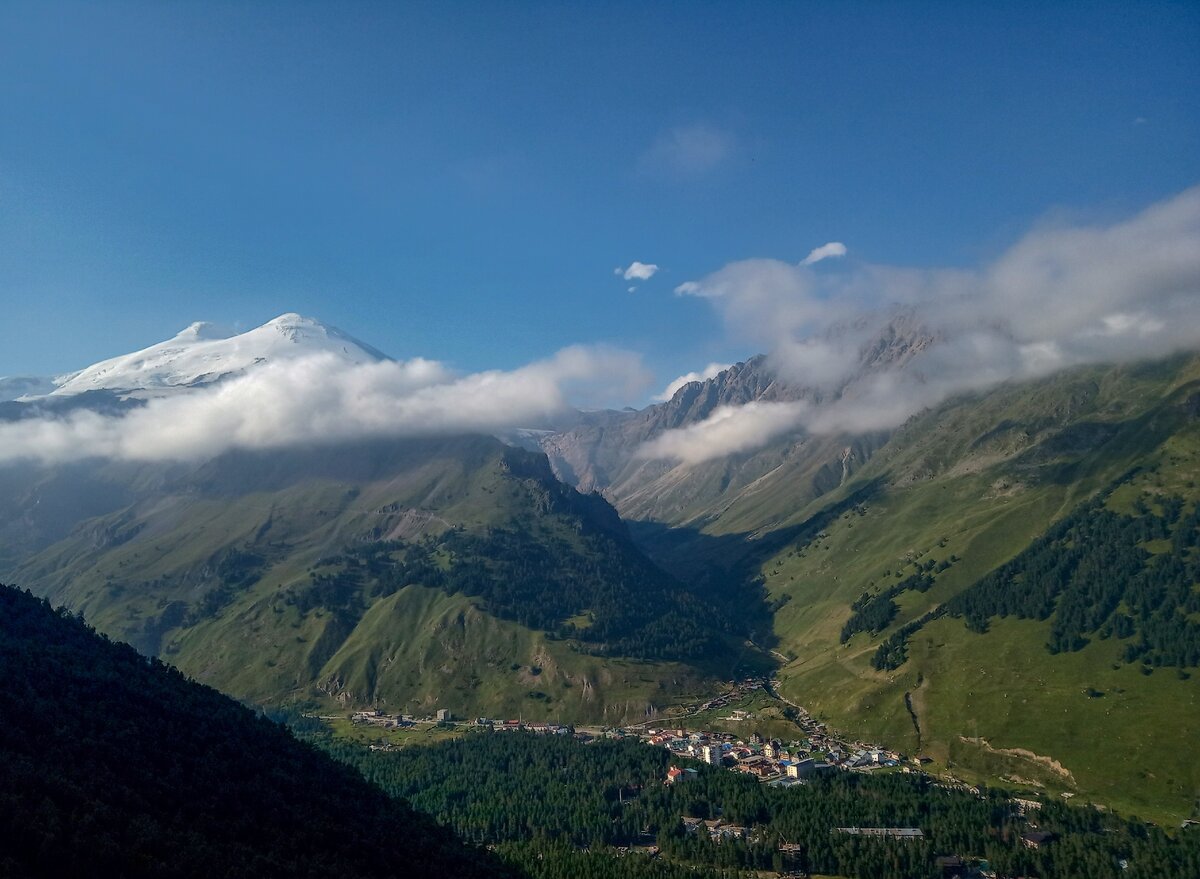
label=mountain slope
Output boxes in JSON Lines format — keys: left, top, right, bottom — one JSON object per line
{"left": 5, "top": 436, "right": 756, "bottom": 721}
{"left": 535, "top": 342, "right": 1200, "bottom": 820}
{"left": 0, "top": 583, "right": 514, "bottom": 878}
{"left": 535, "top": 316, "right": 932, "bottom": 530}
{"left": 749, "top": 355, "right": 1200, "bottom": 822}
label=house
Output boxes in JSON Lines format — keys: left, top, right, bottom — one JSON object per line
{"left": 711, "top": 823, "right": 748, "bottom": 842}
{"left": 1021, "top": 831, "right": 1055, "bottom": 849}
{"left": 435, "top": 708, "right": 451, "bottom": 722}
{"left": 786, "top": 758, "right": 832, "bottom": 778}
{"left": 934, "top": 855, "right": 967, "bottom": 878}
{"left": 665, "top": 766, "right": 698, "bottom": 784}
{"left": 836, "top": 827, "right": 924, "bottom": 840}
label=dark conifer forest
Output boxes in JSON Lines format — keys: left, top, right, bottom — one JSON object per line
{"left": 0, "top": 584, "right": 512, "bottom": 879}
{"left": 313, "top": 728, "right": 1200, "bottom": 879}
{"left": 871, "top": 486, "right": 1200, "bottom": 672}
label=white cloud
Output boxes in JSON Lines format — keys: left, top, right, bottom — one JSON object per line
{"left": 639, "top": 123, "right": 734, "bottom": 176}
{"left": 619, "top": 261, "right": 659, "bottom": 282}
{"left": 653, "top": 362, "right": 733, "bottom": 402}
{"left": 800, "top": 241, "right": 847, "bottom": 265}
{"left": 0, "top": 346, "right": 650, "bottom": 466}
{"left": 638, "top": 401, "right": 809, "bottom": 464}
{"left": 643, "top": 185, "right": 1200, "bottom": 462}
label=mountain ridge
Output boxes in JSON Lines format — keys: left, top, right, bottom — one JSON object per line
{"left": 4, "top": 434, "right": 753, "bottom": 721}
{"left": 18, "top": 313, "right": 389, "bottom": 400}
{"left": 0, "top": 582, "right": 513, "bottom": 878}
{"left": 533, "top": 314, "right": 935, "bottom": 529}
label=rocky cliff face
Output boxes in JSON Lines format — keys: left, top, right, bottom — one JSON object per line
{"left": 534, "top": 314, "right": 934, "bottom": 532}
{"left": 536, "top": 355, "right": 800, "bottom": 494}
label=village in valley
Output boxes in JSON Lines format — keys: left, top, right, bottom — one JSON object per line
{"left": 344, "top": 677, "right": 982, "bottom": 791}
{"left": 338, "top": 677, "right": 1063, "bottom": 873}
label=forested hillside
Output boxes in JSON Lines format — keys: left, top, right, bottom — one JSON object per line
{"left": 312, "top": 728, "right": 1200, "bottom": 879}
{"left": 746, "top": 356, "right": 1200, "bottom": 821}
{"left": 872, "top": 484, "right": 1200, "bottom": 672}
{"left": 0, "top": 584, "right": 511, "bottom": 878}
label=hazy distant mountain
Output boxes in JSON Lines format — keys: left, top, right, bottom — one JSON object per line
{"left": 0, "top": 375, "right": 56, "bottom": 400}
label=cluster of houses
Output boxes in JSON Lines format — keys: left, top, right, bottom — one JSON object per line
{"left": 642, "top": 725, "right": 920, "bottom": 787}
{"left": 637, "top": 722, "right": 1058, "bottom": 871}
{"left": 352, "top": 707, "right": 458, "bottom": 726}
{"left": 351, "top": 708, "right": 585, "bottom": 736}
{"left": 472, "top": 717, "right": 574, "bottom": 735}
{"left": 680, "top": 815, "right": 754, "bottom": 843}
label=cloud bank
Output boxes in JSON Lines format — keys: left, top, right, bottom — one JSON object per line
{"left": 644, "top": 186, "right": 1200, "bottom": 463}
{"left": 653, "top": 362, "right": 733, "bottom": 402}
{"left": 639, "top": 401, "right": 809, "bottom": 464}
{"left": 0, "top": 346, "right": 649, "bottom": 466}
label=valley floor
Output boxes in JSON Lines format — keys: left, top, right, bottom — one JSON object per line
{"left": 320, "top": 671, "right": 1193, "bottom": 830}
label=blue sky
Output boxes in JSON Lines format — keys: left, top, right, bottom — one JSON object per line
{"left": 1, "top": 1, "right": 1197, "bottom": 398}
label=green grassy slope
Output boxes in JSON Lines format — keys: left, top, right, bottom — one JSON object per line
{"left": 6, "top": 436, "right": 738, "bottom": 722}
{"left": 177, "top": 582, "right": 713, "bottom": 723}
{"left": 766, "top": 357, "right": 1200, "bottom": 822}
{"left": 636, "top": 355, "right": 1200, "bottom": 822}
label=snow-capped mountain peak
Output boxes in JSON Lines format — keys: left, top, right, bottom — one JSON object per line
{"left": 173, "top": 321, "right": 235, "bottom": 343}
{"left": 46, "top": 313, "right": 389, "bottom": 398}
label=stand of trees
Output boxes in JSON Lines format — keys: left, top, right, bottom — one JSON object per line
{"left": 313, "top": 728, "right": 1200, "bottom": 879}
{"left": 843, "top": 571, "right": 937, "bottom": 644}
{"left": 873, "top": 488, "right": 1200, "bottom": 671}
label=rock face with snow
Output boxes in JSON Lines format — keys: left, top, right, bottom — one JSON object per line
{"left": 43, "top": 313, "right": 388, "bottom": 398}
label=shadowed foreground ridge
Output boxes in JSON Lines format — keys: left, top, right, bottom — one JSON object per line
{"left": 0, "top": 583, "right": 514, "bottom": 879}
